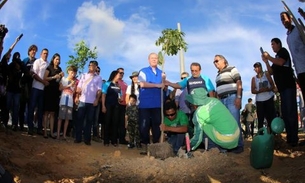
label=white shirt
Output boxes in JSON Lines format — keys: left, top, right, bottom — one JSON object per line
{"left": 31, "top": 58, "right": 48, "bottom": 90}
{"left": 59, "top": 77, "right": 75, "bottom": 107}
{"left": 126, "top": 83, "right": 140, "bottom": 105}
{"left": 253, "top": 73, "right": 274, "bottom": 102}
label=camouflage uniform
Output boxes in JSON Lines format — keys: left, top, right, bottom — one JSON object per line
{"left": 126, "top": 105, "right": 140, "bottom": 144}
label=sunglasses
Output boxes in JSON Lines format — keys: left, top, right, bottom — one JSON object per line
{"left": 213, "top": 60, "right": 219, "bottom": 64}
{"left": 166, "top": 112, "right": 176, "bottom": 117}
{"left": 96, "top": 70, "right": 100, "bottom": 72}
{"left": 181, "top": 77, "right": 186, "bottom": 80}
{"left": 119, "top": 72, "right": 124, "bottom": 75}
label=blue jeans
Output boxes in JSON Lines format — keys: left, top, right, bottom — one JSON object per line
{"left": 139, "top": 108, "right": 161, "bottom": 144}
{"left": 280, "top": 88, "right": 299, "bottom": 144}
{"left": 27, "top": 88, "right": 44, "bottom": 130}
{"left": 220, "top": 94, "right": 244, "bottom": 148}
{"left": 203, "top": 133, "right": 226, "bottom": 152}
{"left": 75, "top": 102, "right": 96, "bottom": 142}
{"left": 6, "top": 92, "right": 20, "bottom": 126}
{"left": 167, "top": 133, "right": 185, "bottom": 154}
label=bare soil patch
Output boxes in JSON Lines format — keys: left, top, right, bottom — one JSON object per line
{"left": 0, "top": 128, "right": 304, "bottom": 183}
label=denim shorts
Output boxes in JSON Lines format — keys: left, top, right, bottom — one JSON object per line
{"left": 58, "top": 105, "right": 73, "bottom": 120}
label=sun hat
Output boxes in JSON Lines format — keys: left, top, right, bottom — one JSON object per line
{"left": 129, "top": 71, "right": 139, "bottom": 79}
{"left": 185, "top": 88, "right": 208, "bottom": 105}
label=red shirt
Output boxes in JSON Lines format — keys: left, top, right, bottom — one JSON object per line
{"left": 117, "top": 79, "right": 128, "bottom": 105}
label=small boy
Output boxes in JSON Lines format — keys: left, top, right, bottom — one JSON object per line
{"left": 125, "top": 94, "right": 140, "bottom": 148}
{"left": 57, "top": 65, "right": 78, "bottom": 140}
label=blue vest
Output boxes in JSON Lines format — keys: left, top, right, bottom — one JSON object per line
{"left": 139, "top": 66, "right": 162, "bottom": 108}
{"left": 187, "top": 77, "right": 207, "bottom": 93}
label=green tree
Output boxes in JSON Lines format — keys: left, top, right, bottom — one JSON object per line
{"left": 155, "top": 28, "right": 188, "bottom": 68}
{"left": 67, "top": 40, "right": 98, "bottom": 74}
{"left": 155, "top": 28, "right": 187, "bottom": 142}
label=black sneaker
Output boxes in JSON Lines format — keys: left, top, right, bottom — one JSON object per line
{"left": 299, "top": 141, "right": 305, "bottom": 146}
{"left": 11, "top": 125, "right": 17, "bottom": 131}
{"left": 84, "top": 141, "right": 91, "bottom": 146}
{"left": 92, "top": 136, "right": 102, "bottom": 142}
{"left": 36, "top": 129, "right": 43, "bottom": 135}
{"left": 136, "top": 143, "right": 142, "bottom": 149}
{"left": 119, "top": 139, "right": 128, "bottom": 145}
{"left": 28, "top": 129, "right": 34, "bottom": 136}
{"left": 74, "top": 140, "right": 81, "bottom": 143}
{"left": 228, "top": 146, "right": 244, "bottom": 154}
{"left": 127, "top": 143, "right": 135, "bottom": 148}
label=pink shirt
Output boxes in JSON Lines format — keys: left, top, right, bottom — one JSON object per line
{"left": 77, "top": 73, "right": 102, "bottom": 104}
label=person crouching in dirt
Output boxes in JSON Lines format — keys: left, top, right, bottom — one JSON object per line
{"left": 185, "top": 88, "right": 240, "bottom": 153}
{"left": 160, "top": 101, "right": 188, "bottom": 155}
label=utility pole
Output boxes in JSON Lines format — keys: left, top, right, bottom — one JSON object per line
{"left": 177, "top": 22, "right": 185, "bottom": 74}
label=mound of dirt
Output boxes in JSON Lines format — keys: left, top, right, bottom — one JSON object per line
{"left": 0, "top": 127, "right": 304, "bottom": 183}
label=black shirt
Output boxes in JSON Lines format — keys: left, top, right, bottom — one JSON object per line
{"left": 272, "top": 47, "right": 296, "bottom": 92}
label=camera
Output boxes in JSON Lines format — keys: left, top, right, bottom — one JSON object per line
{"left": 0, "top": 24, "right": 8, "bottom": 42}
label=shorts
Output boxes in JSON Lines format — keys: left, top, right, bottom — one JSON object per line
{"left": 58, "top": 105, "right": 73, "bottom": 120}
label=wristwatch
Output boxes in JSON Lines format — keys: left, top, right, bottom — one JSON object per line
{"left": 237, "top": 95, "right": 242, "bottom": 99}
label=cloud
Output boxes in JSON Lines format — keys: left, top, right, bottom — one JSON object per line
{"left": 68, "top": 1, "right": 125, "bottom": 57}
{"left": 68, "top": 0, "right": 163, "bottom": 71}
{"left": 0, "top": 0, "right": 27, "bottom": 33}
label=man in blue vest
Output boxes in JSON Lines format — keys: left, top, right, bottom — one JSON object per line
{"left": 138, "top": 52, "right": 164, "bottom": 154}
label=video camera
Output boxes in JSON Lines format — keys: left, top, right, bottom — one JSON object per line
{"left": 0, "top": 24, "right": 8, "bottom": 42}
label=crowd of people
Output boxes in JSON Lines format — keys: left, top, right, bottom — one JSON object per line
{"left": 0, "top": 8, "right": 305, "bottom": 156}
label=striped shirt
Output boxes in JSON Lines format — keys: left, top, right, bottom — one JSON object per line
{"left": 215, "top": 66, "right": 241, "bottom": 97}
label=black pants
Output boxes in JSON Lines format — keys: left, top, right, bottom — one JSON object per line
{"left": 117, "top": 104, "right": 126, "bottom": 143}
{"left": 245, "top": 121, "right": 254, "bottom": 137}
{"left": 256, "top": 96, "right": 275, "bottom": 129}
{"left": 104, "top": 105, "right": 119, "bottom": 144}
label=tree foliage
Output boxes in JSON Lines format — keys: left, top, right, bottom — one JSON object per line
{"left": 155, "top": 28, "right": 188, "bottom": 66}
{"left": 67, "top": 40, "right": 98, "bottom": 74}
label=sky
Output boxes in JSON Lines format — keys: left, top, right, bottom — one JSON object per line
{"left": 1, "top": 0, "right": 304, "bottom": 106}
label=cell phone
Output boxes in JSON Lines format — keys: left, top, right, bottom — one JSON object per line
{"left": 260, "top": 47, "right": 264, "bottom": 54}
{"left": 17, "top": 33, "right": 23, "bottom": 41}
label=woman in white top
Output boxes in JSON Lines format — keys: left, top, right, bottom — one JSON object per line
{"left": 125, "top": 71, "right": 140, "bottom": 105}
{"left": 251, "top": 62, "right": 276, "bottom": 130}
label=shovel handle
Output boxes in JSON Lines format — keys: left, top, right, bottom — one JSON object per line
{"left": 185, "top": 133, "right": 190, "bottom": 152}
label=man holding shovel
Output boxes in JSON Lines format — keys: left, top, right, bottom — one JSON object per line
{"left": 138, "top": 53, "right": 165, "bottom": 154}
{"left": 160, "top": 101, "right": 188, "bottom": 155}
{"left": 185, "top": 88, "right": 240, "bottom": 152}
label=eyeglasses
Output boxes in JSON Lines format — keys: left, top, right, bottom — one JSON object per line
{"left": 166, "top": 112, "right": 176, "bottom": 117}
{"left": 213, "top": 60, "right": 219, "bottom": 64}
{"left": 119, "top": 72, "right": 124, "bottom": 75}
